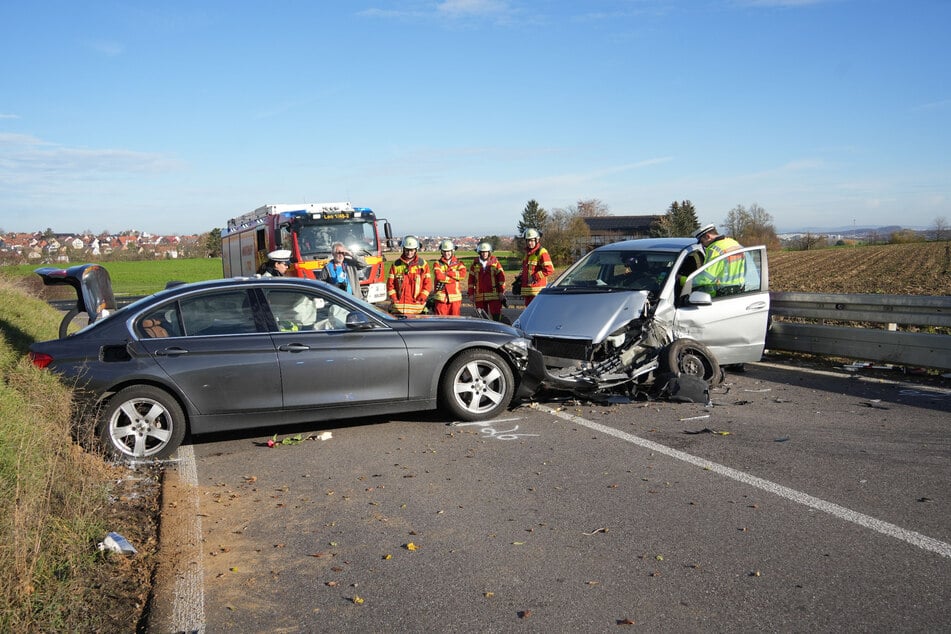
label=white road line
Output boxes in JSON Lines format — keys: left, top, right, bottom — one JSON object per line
{"left": 537, "top": 404, "right": 951, "bottom": 560}
{"left": 172, "top": 444, "right": 206, "bottom": 633}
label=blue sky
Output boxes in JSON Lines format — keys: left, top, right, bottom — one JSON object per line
{"left": 1, "top": 0, "right": 948, "bottom": 237}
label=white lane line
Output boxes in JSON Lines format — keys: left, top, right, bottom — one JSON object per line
{"left": 172, "top": 444, "right": 206, "bottom": 633}
{"left": 536, "top": 404, "right": 951, "bottom": 560}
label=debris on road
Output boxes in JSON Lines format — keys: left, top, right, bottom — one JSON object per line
{"left": 98, "top": 531, "right": 137, "bottom": 555}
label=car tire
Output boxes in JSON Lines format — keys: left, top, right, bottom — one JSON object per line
{"left": 440, "top": 349, "right": 515, "bottom": 421}
{"left": 99, "top": 385, "right": 187, "bottom": 459}
{"left": 660, "top": 339, "right": 722, "bottom": 386}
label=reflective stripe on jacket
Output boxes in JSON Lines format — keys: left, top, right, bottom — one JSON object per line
{"left": 520, "top": 246, "right": 554, "bottom": 297}
{"left": 468, "top": 256, "right": 506, "bottom": 302}
{"left": 694, "top": 237, "right": 745, "bottom": 294}
{"left": 433, "top": 257, "right": 468, "bottom": 303}
{"left": 387, "top": 255, "right": 432, "bottom": 314}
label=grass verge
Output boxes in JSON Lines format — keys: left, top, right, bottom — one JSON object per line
{"left": 0, "top": 275, "right": 158, "bottom": 632}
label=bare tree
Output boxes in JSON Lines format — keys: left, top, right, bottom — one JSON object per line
{"left": 542, "top": 207, "right": 591, "bottom": 266}
{"left": 792, "top": 232, "right": 828, "bottom": 250}
{"left": 723, "top": 203, "right": 780, "bottom": 248}
{"left": 930, "top": 216, "right": 949, "bottom": 241}
{"left": 574, "top": 198, "right": 610, "bottom": 217}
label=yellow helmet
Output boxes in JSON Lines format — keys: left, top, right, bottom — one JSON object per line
{"left": 439, "top": 239, "right": 455, "bottom": 252}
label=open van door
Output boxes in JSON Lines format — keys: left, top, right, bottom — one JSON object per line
{"left": 674, "top": 246, "right": 770, "bottom": 365}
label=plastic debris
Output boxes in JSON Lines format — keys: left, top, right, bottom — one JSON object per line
{"left": 317, "top": 431, "right": 333, "bottom": 441}
{"left": 98, "top": 531, "right": 137, "bottom": 555}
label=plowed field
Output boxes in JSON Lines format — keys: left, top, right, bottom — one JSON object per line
{"left": 768, "top": 241, "right": 950, "bottom": 295}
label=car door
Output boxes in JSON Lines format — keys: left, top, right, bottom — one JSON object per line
{"left": 260, "top": 287, "right": 409, "bottom": 409}
{"left": 133, "top": 289, "right": 283, "bottom": 415}
{"left": 673, "top": 246, "right": 770, "bottom": 365}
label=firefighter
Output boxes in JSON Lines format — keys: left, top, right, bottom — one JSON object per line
{"left": 689, "top": 224, "right": 746, "bottom": 296}
{"left": 387, "top": 236, "right": 432, "bottom": 316}
{"left": 431, "top": 239, "right": 467, "bottom": 316}
{"left": 468, "top": 241, "right": 507, "bottom": 321}
{"left": 517, "top": 228, "right": 554, "bottom": 306}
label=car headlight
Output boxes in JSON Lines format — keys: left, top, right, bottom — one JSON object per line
{"left": 502, "top": 338, "right": 531, "bottom": 368}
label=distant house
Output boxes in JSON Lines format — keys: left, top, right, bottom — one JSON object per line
{"left": 582, "top": 215, "right": 660, "bottom": 248}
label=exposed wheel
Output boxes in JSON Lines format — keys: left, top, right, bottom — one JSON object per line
{"left": 99, "top": 385, "right": 186, "bottom": 459}
{"left": 660, "top": 339, "right": 722, "bottom": 386}
{"left": 440, "top": 349, "right": 515, "bottom": 421}
{"left": 59, "top": 309, "right": 90, "bottom": 338}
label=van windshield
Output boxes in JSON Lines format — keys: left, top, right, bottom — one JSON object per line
{"left": 555, "top": 250, "right": 677, "bottom": 294}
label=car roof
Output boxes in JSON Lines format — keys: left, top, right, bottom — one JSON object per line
{"left": 592, "top": 237, "right": 698, "bottom": 252}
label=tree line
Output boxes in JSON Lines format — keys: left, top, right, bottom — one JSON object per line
{"left": 509, "top": 198, "right": 949, "bottom": 266}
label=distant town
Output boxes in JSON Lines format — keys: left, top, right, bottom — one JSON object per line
{"left": 0, "top": 221, "right": 944, "bottom": 267}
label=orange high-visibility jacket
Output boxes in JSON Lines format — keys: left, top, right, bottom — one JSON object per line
{"left": 387, "top": 255, "right": 432, "bottom": 315}
{"left": 433, "top": 257, "right": 468, "bottom": 303}
{"left": 519, "top": 245, "right": 554, "bottom": 297}
{"left": 468, "top": 256, "right": 506, "bottom": 302}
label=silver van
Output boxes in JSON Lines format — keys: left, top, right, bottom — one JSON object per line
{"left": 513, "top": 238, "right": 770, "bottom": 393}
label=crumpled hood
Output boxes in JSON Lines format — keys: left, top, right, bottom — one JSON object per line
{"left": 515, "top": 289, "right": 649, "bottom": 344}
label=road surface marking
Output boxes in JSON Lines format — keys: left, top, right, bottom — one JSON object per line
{"left": 537, "top": 404, "right": 951, "bottom": 560}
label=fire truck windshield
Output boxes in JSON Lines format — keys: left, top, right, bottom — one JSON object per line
{"left": 297, "top": 221, "right": 377, "bottom": 258}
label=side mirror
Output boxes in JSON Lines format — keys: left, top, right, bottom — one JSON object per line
{"left": 687, "top": 290, "right": 713, "bottom": 305}
{"left": 345, "top": 312, "right": 374, "bottom": 330}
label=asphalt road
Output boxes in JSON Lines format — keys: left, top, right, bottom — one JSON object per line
{"left": 150, "top": 360, "right": 951, "bottom": 633}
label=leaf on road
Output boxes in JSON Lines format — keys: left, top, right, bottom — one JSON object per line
{"left": 405, "top": 542, "right": 418, "bottom": 551}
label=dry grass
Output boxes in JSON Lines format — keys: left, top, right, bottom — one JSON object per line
{"left": 0, "top": 276, "right": 157, "bottom": 632}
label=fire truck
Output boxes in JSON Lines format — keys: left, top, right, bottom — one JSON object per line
{"left": 221, "top": 202, "right": 393, "bottom": 303}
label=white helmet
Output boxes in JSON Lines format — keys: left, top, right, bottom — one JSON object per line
{"left": 439, "top": 239, "right": 455, "bottom": 252}
{"left": 692, "top": 224, "right": 716, "bottom": 240}
{"left": 477, "top": 242, "right": 492, "bottom": 253}
{"left": 402, "top": 236, "right": 420, "bottom": 249}
{"left": 523, "top": 228, "right": 540, "bottom": 240}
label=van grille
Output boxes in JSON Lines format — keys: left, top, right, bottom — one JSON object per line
{"left": 532, "top": 336, "right": 592, "bottom": 362}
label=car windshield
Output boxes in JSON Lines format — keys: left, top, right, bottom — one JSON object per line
{"left": 554, "top": 250, "right": 678, "bottom": 293}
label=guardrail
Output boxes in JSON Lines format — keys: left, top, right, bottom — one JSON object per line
{"left": 766, "top": 292, "right": 951, "bottom": 370}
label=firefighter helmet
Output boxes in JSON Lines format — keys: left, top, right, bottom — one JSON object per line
{"left": 402, "top": 236, "right": 420, "bottom": 249}
{"left": 439, "top": 239, "right": 455, "bottom": 252}
{"left": 523, "top": 228, "right": 540, "bottom": 240}
{"left": 477, "top": 242, "right": 492, "bottom": 253}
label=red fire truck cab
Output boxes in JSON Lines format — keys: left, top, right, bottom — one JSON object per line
{"left": 222, "top": 202, "right": 393, "bottom": 303}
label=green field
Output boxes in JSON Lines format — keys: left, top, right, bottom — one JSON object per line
{"left": 0, "top": 252, "right": 528, "bottom": 297}
{"left": 1, "top": 258, "right": 224, "bottom": 296}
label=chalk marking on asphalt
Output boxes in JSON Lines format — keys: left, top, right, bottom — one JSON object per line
{"left": 452, "top": 419, "right": 540, "bottom": 440}
{"left": 536, "top": 403, "right": 951, "bottom": 560}
{"left": 172, "top": 443, "right": 206, "bottom": 633}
